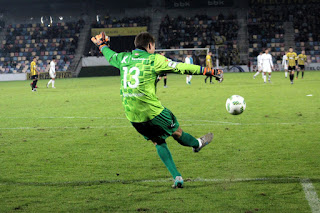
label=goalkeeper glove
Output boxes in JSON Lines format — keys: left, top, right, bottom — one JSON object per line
{"left": 202, "top": 67, "right": 214, "bottom": 76}
{"left": 202, "top": 67, "right": 224, "bottom": 82}
{"left": 91, "top": 32, "right": 110, "bottom": 51}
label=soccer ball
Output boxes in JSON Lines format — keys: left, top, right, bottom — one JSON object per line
{"left": 226, "top": 95, "right": 246, "bottom": 115}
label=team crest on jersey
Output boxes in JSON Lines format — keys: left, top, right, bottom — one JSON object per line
{"left": 121, "top": 56, "right": 128, "bottom": 63}
{"left": 135, "top": 53, "right": 139, "bottom": 56}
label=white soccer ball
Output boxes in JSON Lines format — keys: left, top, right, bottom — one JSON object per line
{"left": 226, "top": 95, "right": 246, "bottom": 115}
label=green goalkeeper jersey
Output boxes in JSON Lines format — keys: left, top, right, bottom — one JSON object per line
{"left": 101, "top": 46, "right": 203, "bottom": 122}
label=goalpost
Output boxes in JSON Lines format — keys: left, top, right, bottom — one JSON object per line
{"left": 155, "top": 48, "right": 219, "bottom": 68}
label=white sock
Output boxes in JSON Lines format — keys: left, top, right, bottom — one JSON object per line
{"left": 52, "top": 80, "right": 55, "bottom": 87}
{"left": 48, "top": 80, "right": 52, "bottom": 85}
{"left": 197, "top": 138, "right": 202, "bottom": 148}
{"left": 189, "top": 75, "right": 192, "bottom": 81}
{"left": 254, "top": 72, "right": 260, "bottom": 77}
{"left": 186, "top": 76, "right": 189, "bottom": 83}
{"left": 285, "top": 71, "right": 288, "bottom": 77}
{"left": 263, "top": 75, "right": 266, "bottom": 83}
{"left": 268, "top": 75, "right": 271, "bottom": 80}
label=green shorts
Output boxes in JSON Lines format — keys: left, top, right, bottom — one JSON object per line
{"left": 131, "top": 108, "right": 180, "bottom": 141}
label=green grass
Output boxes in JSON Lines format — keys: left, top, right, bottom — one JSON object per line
{"left": 0, "top": 72, "right": 319, "bottom": 212}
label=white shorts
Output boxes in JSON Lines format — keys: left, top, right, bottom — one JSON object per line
{"left": 263, "top": 67, "right": 272, "bottom": 73}
{"left": 283, "top": 65, "right": 288, "bottom": 70}
{"left": 258, "top": 65, "right": 262, "bottom": 71}
{"left": 49, "top": 72, "right": 56, "bottom": 78}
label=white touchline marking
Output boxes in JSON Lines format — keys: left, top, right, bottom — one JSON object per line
{"left": 0, "top": 116, "right": 127, "bottom": 120}
{"left": 0, "top": 122, "right": 320, "bottom": 130}
{"left": 0, "top": 126, "right": 123, "bottom": 130}
{"left": 301, "top": 179, "right": 320, "bottom": 213}
{"left": 1, "top": 117, "right": 320, "bottom": 125}
{"left": 1, "top": 117, "right": 319, "bottom": 126}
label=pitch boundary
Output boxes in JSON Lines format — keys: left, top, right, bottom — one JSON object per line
{"left": 0, "top": 176, "right": 319, "bottom": 186}
{"left": 0, "top": 121, "right": 319, "bottom": 130}
{"left": 1, "top": 177, "right": 319, "bottom": 211}
{"left": 301, "top": 179, "right": 320, "bottom": 213}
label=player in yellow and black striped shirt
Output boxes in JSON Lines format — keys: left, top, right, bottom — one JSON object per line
{"left": 286, "top": 47, "right": 298, "bottom": 84}
{"left": 30, "top": 57, "right": 40, "bottom": 91}
{"left": 297, "top": 50, "right": 307, "bottom": 79}
{"left": 204, "top": 51, "right": 214, "bottom": 84}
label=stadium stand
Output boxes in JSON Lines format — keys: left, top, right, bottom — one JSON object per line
{"left": 248, "top": 3, "right": 320, "bottom": 65}
{"left": 86, "top": 16, "right": 151, "bottom": 56}
{"left": 158, "top": 14, "right": 239, "bottom": 66}
{"left": 0, "top": 20, "right": 4, "bottom": 32}
{"left": 247, "top": 6, "right": 286, "bottom": 65}
{"left": 1, "top": 3, "right": 320, "bottom": 75}
{"left": 0, "top": 19, "right": 84, "bottom": 74}
{"left": 91, "top": 15, "right": 151, "bottom": 28}
{"left": 292, "top": 4, "right": 320, "bottom": 63}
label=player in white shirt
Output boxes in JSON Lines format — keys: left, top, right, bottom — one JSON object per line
{"left": 47, "top": 57, "right": 56, "bottom": 88}
{"left": 185, "top": 54, "right": 193, "bottom": 84}
{"left": 253, "top": 52, "right": 263, "bottom": 79}
{"left": 261, "top": 49, "right": 274, "bottom": 83}
{"left": 282, "top": 52, "right": 288, "bottom": 78}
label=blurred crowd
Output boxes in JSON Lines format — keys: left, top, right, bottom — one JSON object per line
{"left": 87, "top": 16, "right": 151, "bottom": 56}
{"left": 92, "top": 15, "right": 150, "bottom": 29}
{"left": 248, "top": 6, "right": 285, "bottom": 44}
{"left": 248, "top": 5, "right": 285, "bottom": 63}
{"left": 248, "top": 3, "right": 320, "bottom": 64}
{"left": 0, "top": 18, "right": 85, "bottom": 73}
{"left": 158, "top": 14, "right": 239, "bottom": 66}
{"left": 0, "top": 19, "right": 4, "bottom": 32}
{"left": 292, "top": 4, "right": 320, "bottom": 42}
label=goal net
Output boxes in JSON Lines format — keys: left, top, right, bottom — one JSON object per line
{"left": 155, "top": 48, "right": 217, "bottom": 67}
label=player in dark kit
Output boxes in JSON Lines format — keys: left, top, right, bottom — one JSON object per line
{"left": 30, "top": 57, "right": 40, "bottom": 92}
{"left": 156, "top": 52, "right": 168, "bottom": 88}
{"left": 205, "top": 51, "right": 214, "bottom": 83}
{"left": 286, "top": 47, "right": 298, "bottom": 84}
{"left": 297, "top": 50, "right": 307, "bottom": 79}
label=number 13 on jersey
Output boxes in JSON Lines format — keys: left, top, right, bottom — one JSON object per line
{"left": 123, "top": 67, "right": 140, "bottom": 89}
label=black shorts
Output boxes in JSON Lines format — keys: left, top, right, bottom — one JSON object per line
{"left": 131, "top": 108, "right": 179, "bottom": 142}
{"left": 31, "top": 75, "right": 38, "bottom": 80}
{"left": 159, "top": 73, "right": 167, "bottom": 77}
{"left": 288, "top": 66, "right": 296, "bottom": 71}
{"left": 299, "top": 65, "right": 305, "bottom": 70}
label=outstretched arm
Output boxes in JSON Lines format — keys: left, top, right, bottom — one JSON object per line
{"left": 91, "top": 32, "right": 121, "bottom": 68}
{"left": 154, "top": 54, "right": 223, "bottom": 82}
{"left": 155, "top": 54, "right": 210, "bottom": 75}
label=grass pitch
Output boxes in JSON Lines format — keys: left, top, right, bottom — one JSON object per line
{"left": 0, "top": 71, "right": 319, "bottom": 212}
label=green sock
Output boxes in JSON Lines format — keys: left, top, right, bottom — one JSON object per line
{"left": 156, "top": 143, "right": 181, "bottom": 179}
{"left": 176, "top": 132, "right": 199, "bottom": 148}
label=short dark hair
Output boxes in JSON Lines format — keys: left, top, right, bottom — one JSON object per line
{"left": 52, "top": 57, "right": 56, "bottom": 60}
{"left": 134, "top": 32, "right": 155, "bottom": 49}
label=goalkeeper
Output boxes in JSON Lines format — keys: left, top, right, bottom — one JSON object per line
{"left": 92, "top": 32, "right": 221, "bottom": 188}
